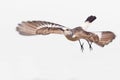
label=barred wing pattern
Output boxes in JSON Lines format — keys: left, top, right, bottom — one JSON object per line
{"left": 16, "top": 21, "right": 68, "bottom": 35}
{"left": 16, "top": 15, "right": 116, "bottom": 50}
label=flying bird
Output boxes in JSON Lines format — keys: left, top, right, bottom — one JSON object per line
{"left": 16, "top": 15, "right": 116, "bottom": 51}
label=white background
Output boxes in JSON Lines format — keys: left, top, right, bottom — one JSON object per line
{"left": 0, "top": 0, "right": 120, "bottom": 80}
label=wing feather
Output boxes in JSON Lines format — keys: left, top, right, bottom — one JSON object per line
{"left": 16, "top": 21, "right": 68, "bottom": 35}
{"left": 90, "top": 31, "right": 116, "bottom": 47}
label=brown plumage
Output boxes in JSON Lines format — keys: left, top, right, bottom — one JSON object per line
{"left": 16, "top": 21, "right": 66, "bottom": 35}
{"left": 95, "top": 31, "right": 116, "bottom": 47}
{"left": 16, "top": 16, "right": 116, "bottom": 50}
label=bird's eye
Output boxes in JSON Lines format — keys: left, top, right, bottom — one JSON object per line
{"left": 66, "top": 29, "right": 70, "bottom": 31}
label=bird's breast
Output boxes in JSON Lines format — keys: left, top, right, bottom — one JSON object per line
{"left": 65, "top": 34, "right": 80, "bottom": 41}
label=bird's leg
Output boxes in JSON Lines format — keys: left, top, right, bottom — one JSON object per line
{"left": 87, "top": 40, "right": 93, "bottom": 50}
{"left": 78, "top": 40, "right": 84, "bottom": 52}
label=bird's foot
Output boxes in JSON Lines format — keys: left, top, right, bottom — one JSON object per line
{"left": 80, "top": 43, "right": 84, "bottom": 52}
{"left": 87, "top": 41, "right": 93, "bottom": 50}
{"left": 79, "top": 40, "right": 84, "bottom": 52}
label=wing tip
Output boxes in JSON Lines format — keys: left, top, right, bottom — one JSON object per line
{"left": 96, "top": 31, "right": 116, "bottom": 47}
{"left": 85, "top": 15, "right": 97, "bottom": 23}
{"left": 16, "top": 22, "right": 37, "bottom": 36}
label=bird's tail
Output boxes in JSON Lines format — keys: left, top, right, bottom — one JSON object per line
{"left": 16, "top": 22, "right": 37, "bottom": 36}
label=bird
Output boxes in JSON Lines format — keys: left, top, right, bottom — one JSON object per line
{"left": 16, "top": 15, "right": 116, "bottom": 51}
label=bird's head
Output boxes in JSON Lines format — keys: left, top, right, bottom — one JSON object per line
{"left": 64, "top": 29, "right": 73, "bottom": 36}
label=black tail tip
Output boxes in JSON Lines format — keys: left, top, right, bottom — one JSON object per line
{"left": 85, "top": 15, "right": 97, "bottom": 23}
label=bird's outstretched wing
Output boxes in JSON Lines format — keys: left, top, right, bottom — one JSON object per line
{"left": 16, "top": 21, "right": 68, "bottom": 35}
{"left": 89, "top": 31, "right": 116, "bottom": 47}
{"left": 81, "top": 15, "right": 96, "bottom": 30}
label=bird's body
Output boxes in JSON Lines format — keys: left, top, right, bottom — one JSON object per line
{"left": 16, "top": 16, "right": 116, "bottom": 50}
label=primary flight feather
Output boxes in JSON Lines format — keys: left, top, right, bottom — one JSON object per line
{"left": 16, "top": 15, "right": 116, "bottom": 50}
